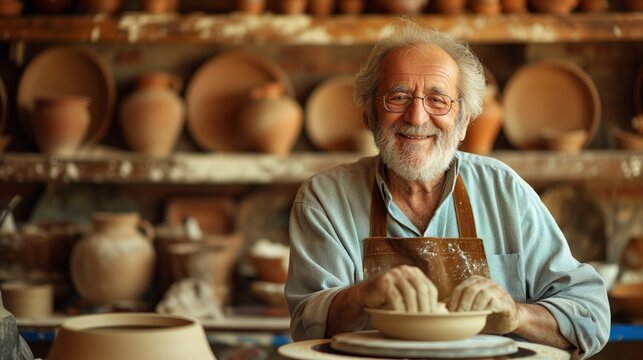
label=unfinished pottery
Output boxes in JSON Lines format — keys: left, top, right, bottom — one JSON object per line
{"left": 237, "top": 82, "right": 303, "bottom": 155}
{"left": 70, "top": 212, "right": 155, "bottom": 306}
{"left": 47, "top": 312, "right": 216, "bottom": 360}
{"left": 119, "top": 72, "right": 185, "bottom": 156}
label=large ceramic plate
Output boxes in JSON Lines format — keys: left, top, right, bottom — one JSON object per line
{"left": 17, "top": 46, "right": 115, "bottom": 145}
{"left": 185, "top": 50, "right": 293, "bottom": 152}
{"left": 305, "top": 75, "right": 365, "bottom": 151}
{"left": 502, "top": 60, "right": 600, "bottom": 150}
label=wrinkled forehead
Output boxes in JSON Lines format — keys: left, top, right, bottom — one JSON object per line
{"left": 379, "top": 43, "right": 460, "bottom": 88}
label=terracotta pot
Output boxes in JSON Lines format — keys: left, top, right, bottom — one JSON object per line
{"left": 460, "top": 85, "right": 503, "bottom": 155}
{"left": 237, "top": 82, "right": 303, "bottom": 155}
{"left": 119, "top": 72, "right": 185, "bottom": 156}
{"left": 622, "top": 235, "right": 643, "bottom": 270}
{"left": 378, "top": 0, "right": 428, "bottom": 14}
{"left": 501, "top": 0, "right": 527, "bottom": 12}
{"left": 432, "top": 0, "right": 466, "bottom": 14}
{"left": 579, "top": 0, "right": 608, "bottom": 12}
{"left": 235, "top": 0, "right": 265, "bottom": 14}
{"left": 309, "top": 0, "right": 335, "bottom": 15}
{"left": 31, "top": 96, "right": 90, "bottom": 155}
{"left": 337, "top": 0, "right": 364, "bottom": 14}
{"left": 141, "top": 0, "right": 179, "bottom": 13}
{"left": 47, "top": 313, "right": 216, "bottom": 360}
{"left": 529, "top": 0, "right": 580, "bottom": 14}
{"left": 278, "top": 0, "right": 307, "bottom": 14}
{"left": 70, "top": 212, "right": 155, "bottom": 306}
{"left": 78, "top": 0, "right": 124, "bottom": 14}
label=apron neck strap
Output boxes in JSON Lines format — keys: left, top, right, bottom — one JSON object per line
{"left": 370, "top": 174, "right": 477, "bottom": 238}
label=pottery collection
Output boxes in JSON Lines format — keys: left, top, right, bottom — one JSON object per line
{"left": 70, "top": 212, "right": 155, "bottom": 306}
{"left": 119, "top": 72, "right": 185, "bottom": 156}
{"left": 237, "top": 82, "right": 303, "bottom": 155}
{"left": 31, "top": 96, "right": 91, "bottom": 155}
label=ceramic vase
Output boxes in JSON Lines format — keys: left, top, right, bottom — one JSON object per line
{"left": 119, "top": 72, "right": 185, "bottom": 156}
{"left": 378, "top": 0, "right": 428, "bottom": 14}
{"left": 31, "top": 96, "right": 90, "bottom": 155}
{"left": 460, "top": 85, "right": 503, "bottom": 155}
{"left": 237, "top": 82, "right": 303, "bottom": 155}
{"left": 470, "top": 0, "right": 502, "bottom": 14}
{"left": 78, "top": 0, "right": 124, "bottom": 14}
{"left": 70, "top": 212, "right": 155, "bottom": 306}
{"left": 309, "top": 0, "right": 335, "bottom": 15}
{"left": 529, "top": 0, "right": 580, "bottom": 14}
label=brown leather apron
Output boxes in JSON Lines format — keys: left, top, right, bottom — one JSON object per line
{"left": 363, "top": 175, "right": 490, "bottom": 301}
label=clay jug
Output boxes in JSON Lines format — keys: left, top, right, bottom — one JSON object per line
{"left": 119, "top": 72, "right": 185, "bottom": 156}
{"left": 31, "top": 96, "right": 90, "bottom": 155}
{"left": 70, "top": 212, "right": 155, "bottom": 306}
{"left": 237, "top": 82, "right": 303, "bottom": 155}
{"left": 460, "top": 85, "right": 503, "bottom": 155}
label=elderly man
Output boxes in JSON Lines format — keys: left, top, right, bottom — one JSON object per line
{"left": 285, "top": 18, "right": 609, "bottom": 358}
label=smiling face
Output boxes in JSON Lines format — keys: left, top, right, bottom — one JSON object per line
{"left": 371, "top": 44, "right": 469, "bottom": 182}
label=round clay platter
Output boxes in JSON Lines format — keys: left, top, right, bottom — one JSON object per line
{"left": 185, "top": 50, "right": 294, "bottom": 152}
{"left": 17, "top": 45, "right": 115, "bottom": 145}
{"left": 305, "top": 75, "right": 365, "bottom": 151}
{"left": 502, "top": 60, "right": 600, "bottom": 150}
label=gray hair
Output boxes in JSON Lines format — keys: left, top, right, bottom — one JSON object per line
{"left": 355, "top": 18, "right": 486, "bottom": 126}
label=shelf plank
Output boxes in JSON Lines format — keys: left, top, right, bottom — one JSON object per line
{"left": 0, "top": 151, "right": 641, "bottom": 184}
{"left": 0, "top": 13, "right": 642, "bottom": 45}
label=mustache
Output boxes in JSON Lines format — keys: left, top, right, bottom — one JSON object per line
{"left": 393, "top": 123, "right": 441, "bottom": 137}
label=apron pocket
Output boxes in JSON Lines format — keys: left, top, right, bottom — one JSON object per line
{"left": 487, "top": 253, "right": 526, "bottom": 302}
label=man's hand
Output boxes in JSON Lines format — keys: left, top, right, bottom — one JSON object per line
{"left": 356, "top": 265, "right": 441, "bottom": 313}
{"left": 446, "top": 275, "right": 520, "bottom": 334}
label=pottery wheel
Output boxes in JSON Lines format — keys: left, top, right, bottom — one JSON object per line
{"left": 330, "top": 330, "right": 518, "bottom": 359}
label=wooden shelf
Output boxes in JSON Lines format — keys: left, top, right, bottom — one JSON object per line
{"left": 0, "top": 13, "right": 641, "bottom": 45}
{"left": 0, "top": 151, "right": 641, "bottom": 184}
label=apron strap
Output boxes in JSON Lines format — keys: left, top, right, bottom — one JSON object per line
{"left": 370, "top": 174, "right": 476, "bottom": 238}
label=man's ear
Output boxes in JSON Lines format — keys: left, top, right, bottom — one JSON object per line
{"left": 459, "top": 116, "right": 472, "bottom": 142}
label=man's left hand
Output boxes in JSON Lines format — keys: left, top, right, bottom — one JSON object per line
{"left": 446, "top": 275, "right": 520, "bottom": 335}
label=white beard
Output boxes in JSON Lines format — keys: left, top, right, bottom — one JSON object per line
{"left": 373, "top": 118, "right": 465, "bottom": 182}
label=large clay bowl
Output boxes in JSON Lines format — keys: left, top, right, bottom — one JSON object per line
{"left": 305, "top": 75, "right": 366, "bottom": 151}
{"left": 18, "top": 46, "right": 115, "bottom": 146}
{"left": 185, "top": 50, "right": 293, "bottom": 152}
{"left": 610, "top": 283, "right": 643, "bottom": 321}
{"left": 47, "top": 313, "right": 216, "bottom": 360}
{"left": 365, "top": 308, "right": 491, "bottom": 341}
{"left": 503, "top": 60, "right": 600, "bottom": 150}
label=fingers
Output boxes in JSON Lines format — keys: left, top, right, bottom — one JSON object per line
{"left": 448, "top": 275, "right": 507, "bottom": 312}
{"left": 363, "top": 265, "right": 438, "bottom": 313}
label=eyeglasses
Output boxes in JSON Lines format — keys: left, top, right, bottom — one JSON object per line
{"left": 378, "top": 90, "right": 460, "bottom": 116}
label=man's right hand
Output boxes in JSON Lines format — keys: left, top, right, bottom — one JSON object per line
{"left": 356, "top": 265, "right": 441, "bottom": 313}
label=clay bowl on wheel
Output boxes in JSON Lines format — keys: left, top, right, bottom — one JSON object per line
{"left": 365, "top": 308, "right": 492, "bottom": 341}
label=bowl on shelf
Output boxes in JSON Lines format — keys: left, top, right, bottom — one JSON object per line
{"left": 540, "top": 128, "right": 588, "bottom": 152}
{"left": 609, "top": 282, "right": 643, "bottom": 321}
{"left": 365, "top": 308, "right": 491, "bottom": 341}
{"left": 612, "top": 127, "right": 643, "bottom": 150}
{"left": 503, "top": 60, "right": 601, "bottom": 150}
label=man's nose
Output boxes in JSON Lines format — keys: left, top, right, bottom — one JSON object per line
{"left": 404, "top": 97, "right": 431, "bottom": 126}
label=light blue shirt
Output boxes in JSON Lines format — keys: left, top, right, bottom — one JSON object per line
{"left": 285, "top": 151, "right": 610, "bottom": 358}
